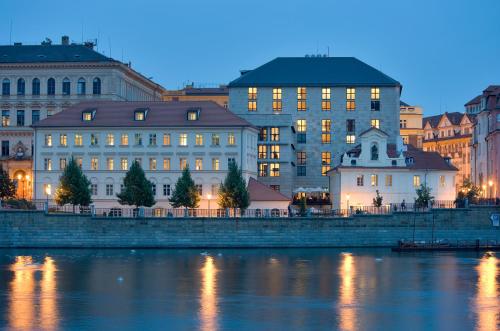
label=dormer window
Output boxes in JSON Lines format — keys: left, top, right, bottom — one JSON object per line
{"left": 82, "top": 109, "right": 96, "bottom": 121}
{"left": 134, "top": 108, "right": 148, "bottom": 121}
{"left": 405, "top": 157, "right": 414, "bottom": 165}
{"left": 187, "top": 108, "right": 200, "bottom": 121}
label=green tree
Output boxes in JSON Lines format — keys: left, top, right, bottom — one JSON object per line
{"left": 0, "top": 165, "right": 16, "bottom": 201}
{"left": 218, "top": 161, "right": 250, "bottom": 212}
{"left": 415, "top": 184, "right": 434, "bottom": 209}
{"left": 117, "top": 160, "right": 155, "bottom": 208}
{"left": 372, "top": 190, "right": 383, "bottom": 207}
{"left": 298, "top": 196, "right": 307, "bottom": 217}
{"left": 456, "top": 179, "right": 481, "bottom": 205}
{"left": 169, "top": 166, "right": 199, "bottom": 208}
{"left": 54, "top": 157, "right": 92, "bottom": 211}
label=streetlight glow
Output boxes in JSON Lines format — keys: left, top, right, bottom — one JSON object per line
{"left": 488, "top": 180, "right": 493, "bottom": 187}
{"left": 45, "top": 185, "right": 51, "bottom": 196}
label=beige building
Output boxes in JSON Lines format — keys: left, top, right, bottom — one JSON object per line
{"left": 0, "top": 36, "right": 163, "bottom": 198}
{"left": 163, "top": 84, "right": 228, "bottom": 108}
{"left": 399, "top": 101, "right": 423, "bottom": 148}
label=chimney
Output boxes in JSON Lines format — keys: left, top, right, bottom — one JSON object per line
{"left": 61, "top": 35, "right": 69, "bottom": 45}
{"left": 13, "top": 42, "right": 22, "bottom": 46}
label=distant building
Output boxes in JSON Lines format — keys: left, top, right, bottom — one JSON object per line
{"left": 32, "top": 101, "right": 257, "bottom": 208}
{"left": 163, "top": 84, "right": 228, "bottom": 108}
{"left": 399, "top": 101, "right": 423, "bottom": 148}
{"left": 468, "top": 85, "right": 500, "bottom": 198}
{"left": 228, "top": 56, "right": 402, "bottom": 204}
{"left": 422, "top": 112, "right": 475, "bottom": 191}
{"left": 0, "top": 36, "right": 163, "bottom": 198}
{"left": 329, "top": 128, "right": 457, "bottom": 210}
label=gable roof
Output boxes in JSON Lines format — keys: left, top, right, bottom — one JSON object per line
{"left": 422, "top": 114, "right": 442, "bottom": 129}
{"left": 248, "top": 178, "right": 290, "bottom": 201}
{"left": 423, "top": 112, "right": 465, "bottom": 129}
{"left": 404, "top": 145, "right": 458, "bottom": 171}
{"left": 228, "top": 57, "right": 401, "bottom": 87}
{"left": 359, "top": 127, "right": 389, "bottom": 137}
{"left": 32, "top": 101, "right": 253, "bottom": 128}
{"left": 0, "top": 44, "right": 114, "bottom": 64}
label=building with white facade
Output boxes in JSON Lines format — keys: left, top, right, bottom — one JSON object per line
{"left": 329, "top": 128, "right": 457, "bottom": 210}
{"left": 0, "top": 36, "right": 163, "bottom": 198}
{"left": 228, "top": 56, "right": 401, "bottom": 206}
{"left": 32, "top": 101, "right": 258, "bottom": 208}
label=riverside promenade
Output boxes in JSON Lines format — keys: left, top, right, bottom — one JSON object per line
{"left": 1, "top": 206, "right": 499, "bottom": 248}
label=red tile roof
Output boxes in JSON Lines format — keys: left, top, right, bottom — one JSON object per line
{"left": 32, "top": 101, "right": 254, "bottom": 128}
{"left": 248, "top": 178, "right": 290, "bottom": 201}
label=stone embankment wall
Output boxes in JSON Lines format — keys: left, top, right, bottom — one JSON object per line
{"left": 0, "top": 207, "right": 499, "bottom": 248}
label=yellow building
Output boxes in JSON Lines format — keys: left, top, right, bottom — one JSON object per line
{"left": 422, "top": 112, "right": 475, "bottom": 191}
{"left": 163, "top": 84, "right": 228, "bottom": 108}
{"left": 399, "top": 101, "right": 423, "bottom": 148}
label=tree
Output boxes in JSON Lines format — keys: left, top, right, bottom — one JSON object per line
{"left": 373, "top": 190, "right": 383, "bottom": 207}
{"left": 415, "top": 184, "right": 434, "bottom": 209}
{"left": 0, "top": 165, "right": 16, "bottom": 200}
{"left": 456, "top": 179, "right": 481, "bottom": 205}
{"left": 54, "top": 157, "right": 92, "bottom": 211}
{"left": 169, "top": 166, "right": 199, "bottom": 209}
{"left": 117, "top": 160, "right": 155, "bottom": 208}
{"left": 218, "top": 161, "right": 250, "bottom": 212}
{"left": 298, "top": 196, "right": 307, "bottom": 217}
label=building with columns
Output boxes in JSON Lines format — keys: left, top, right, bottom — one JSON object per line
{"left": 0, "top": 36, "right": 163, "bottom": 198}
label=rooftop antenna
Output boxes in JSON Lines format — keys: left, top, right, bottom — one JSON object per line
{"left": 108, "top": 37, "right": 112, "bottom": 58}
{"left": 327, "top": 46, "right": 330, "bottom": 57}
{"left": 81, "top": 21, "right": 84, "bottom": 43}
{"left": 9, "top": 19, "right": 13, "bottom": 45}
{"left": 97, "top": 29, "right": 100, "bottom": 52}
{"left": 121, "top": 48, "right": 124, "bottom": 62}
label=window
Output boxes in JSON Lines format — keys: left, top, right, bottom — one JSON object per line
{"left": 32, "top": 78, "right": 40, "bottom": 95}
{"left": 163, "top": 133, "right": 171, "bottom": 146}
{"left": 105, "top": 133, "right": 114, "bottom": 146}
{"left": 195, "top": 134, "right": 203, "bottom": 146}
{"left": 271, "top": 145, "right": 280, "bottom": 159}
{"left": 93, "top": 77, "right": 101, "bottom": 95}
{"left": 91, "top": 184, "right": 98, "bottom": 196}
{"left": 440, "top": 175, "right": 446, "bottom": 187}
{"left": 1, "top": 110, "right": 10, "bottom": 127}
{"left": 346, "top": 119, "right": 355, "bottom": 133}
{"left": 47, "top": 78, "right": 55, "bottom": 95}
{"left": 77, "top": 78, "right": 86, "bottom": 95}
{"left": 211, "top": 184, "right": 219, "bottom": 196}
{"left": 195, "top": 158, "right": 203, "bottom": 170}
{"left": 346, "top": 88, "right": 356, "bottom": 111}
{"left": 163, "top": 158, "right": 171, "bottom": 170}
{"left": 212, "top": 158, "right": 220, "bottom": 171}
{"left": 270, "top": 163, "right": 280, "bottom": 177}
{"left": 297, "top": 87, "right": 307, "bottom": 111}
{"left": 321, "top": 152, "right": 331, "bottom": 176}
{"left": 150, "top": 158, "right": 157, "bottom": 170}
{"left": 228, "top": 157, "right": 235, "bottom": 165}
{"left": 228, "top": 132, "right": 235, "bottom": 145}
{"left": 195, "top": 184, "right": 203, "bottom": 196}
{"left": 270, "top": 127, "right": 280, "bottom": 141}
{"left": 121, "top": 134, "right": 129, "bottom": 146}
{"left": 16, "top": 110, "right": 24, "bottom": 126}
{"left": 105, "top": 184, "right": 114, "bottom": 196}
{"left": 371, "top": 144, "right": 379, "bottom": 160}
{"left": 134, "top": 110, "right": 146, "bottom": 121}
{"left": 370, "top": 174, "right": 378, "bottom": 186}
{"left": 44, "top": 134, "right": 52, "bottom": 147}
{"left": 163, "top": 184, "right": 171, "bottom": 196}
{"left": 258, "top": 163, "right": 268, "bottom": 177}
{"left": 44, "top": 158, "right": 52, "bottom": 171}
{"left": 371, "top": 88, "right": 380, "bottom": 111}
{"left": 59, "top": 134, "right": 67, "bottom": 146}
{"left": 152, "top": 184, "right": 157, "bottom": 196}
{"left": 187, "top": 109, "right": 200, "bottom": 120}
{"left": 134, "top": 158, "right": 142, "bottom": 167}
{"left": 413, "top": 175, "right": 420, "bottom": 187}
{"left": 322, "top": 88, "right": 331, "bottom": 111}
{"left": 121, "top": 158, "right": 128, "bottom": 170}
{"left": 179, "top": 133, "right": 187, "bottom": 146}
{"left": 321, "top": 119, "right": 331, "bottom": 144}
{"left": 270, "top": 185, "right": 280, "bottom": 192}
{"left": 385, "top": 175, "right": 392, "bottom": 186}
{"left": 179, "top": 158, "right": 188, "bottom": 170}
{"left": 32, "top": 110, "right": 40, "bottom": 124}
{"left": 258, "top": 145, "right": 267, "bottom": 159}
{"left": 371, "top": 119, "right": 380, "bottom": 129}
{"left": 346, "top": 135, "right": 356, "bottom": 144}
{"left": 2, "top": 79, "right": 10, "bottom": 95}
{"left": 90, "top": 133, "right": 99, "bottom": 146}
{"left": 149, "top": 133, "right": 157, "bottom": 146}
{"left": 17, "top": 78, "right": 25, "bottom": 95}
{"left": 297, "top": 151, "right": 306, "bottom": 176}
{"left": 82, "top": 111, "right": 94, "bottom": 121}
{"left": 134, "top": 133, "right": 143, "bottom": 146}
{"left": 91, "top": 157, "right": 99, "bottom": 170}
{"left": 62, "top": 78, "right": 70, "bottom": 95}
{"left": 107, "top": 158, "right": 114, "bottom": 171}
{"left": 297, "top": 120, "right": 306, "bottom": 132}
{"left": 258, "top": 128, "right": 267, "bottom": 141}
{"left": 75, "top": 157, "right": 83, "bottom": 168}
{"left": 272, "top": 88, "right": 282, "bottom": 111}
{"left": 59, "top": 158, "right": 67, "bottom": 170}
{"left": 400, "top": 120, "right": 407, "bottom": 128}
{"left": 1, "top": 141, "right": 8, "bottom": 157}
{"left": 248, "top": 87, "right": 257, "bottom": 111}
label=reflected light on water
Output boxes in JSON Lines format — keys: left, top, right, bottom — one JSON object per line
{"left": 8, "top": 256, "right": 58, "bottom": 331}
{"left": 475, "top": 253, "right": 499, "bottom": 331}
{"left": 199, "top": 256, "right": 218, "bottom": 331}
{"left": 338, "top": 253, "right": 356, "bottom": 331}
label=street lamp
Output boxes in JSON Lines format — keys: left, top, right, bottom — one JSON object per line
{"left": 45, "top": 185, "right": 51, "bottom": 207}
{"left": 488, "top": 180, "right": 494, "bottom": 199}
{"left": 346, "top": 194, "right": 350, "bottom": 215}
{"left": 207, "top": 193, "right": 212, "bottom": 217}
{"left": 17, "top": 174, "right": 23, "bottom": 199}
{"left": 25, "top": 175, "right": 30, "bottom": 199}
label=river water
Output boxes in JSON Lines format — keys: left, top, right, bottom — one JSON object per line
{"left": 0, "top": 248, "right": 498, "bottom": 331}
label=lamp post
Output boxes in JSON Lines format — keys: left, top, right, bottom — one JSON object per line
{"left": 488, "top": 180, "right": 494, "bottom": 199}
{"left": 207, "top": 193, "right": 212, "bottom": 217}
{"left": 482, "top": 184, "right": 487, "bottom": 198}
{"left": 346, "top": 194, "right": 350, "bottom": 216}
{"left": 17, "top": 174, "right": 24, "bottom": 199}
{"left": 25, "top": 175, "right": 30, "bottom": 200}
{"left": 45, "top": 185, "right": 51, "bottom": 209}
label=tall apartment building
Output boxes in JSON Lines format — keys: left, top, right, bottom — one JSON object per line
{"left": 399, "top": 101, "right": 423, "bottom": 148}
{"left": 0, "top": 36, "right": 163, "bottom": 198}
{"left": 468, "top": 85, "right": 500, "bottom": 198}
{"left": 228, "top": 57, "right": 401, "bottom": 200}
{"left": 422, "top": 112, "right": 475, "bottom": 191}
{"left": 163, "top": 84, "right": 228, "bottom": 108}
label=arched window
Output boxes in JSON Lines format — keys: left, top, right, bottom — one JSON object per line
{"left": 32, "top": 78, "right": 40, "bottom": 95}
{"left": 2, "top": 78, "right": 10, "bottom": 96}
{"left": 62, "top": 77, "right": 70, "bottom": 95}
{"left": 17, "top": 78, "right": 25, "bottom": 95}
{"left": 92, "top": 77, "right": 101, "bottom": 95}
{"left": 371, "top": 143, "right": 379, "bottom": 161}
{"left": 77, "top": 78, "right": 86, "bottom": 95}
{"left": 47, "top": 78, "right": 55, "bottom": 95}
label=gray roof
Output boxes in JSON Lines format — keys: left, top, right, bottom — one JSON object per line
{"left": 228, "top": 57, "right": 401, "bottom": 87}
{"left": 0, "top": 44, "right": 114, "bottom": 64}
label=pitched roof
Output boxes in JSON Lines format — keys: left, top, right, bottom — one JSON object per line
{"left": 183, "top": 87, "right": 228, "bottom": 96}
{"left": 465, "top": 95, "right": 481, "bottom": 107}
{"left": 400, "top": 100, "right": 410, "bottom": 107}
{"left": 0, "top": 44, "right": 114, "bottom": 63}
{"left": 228, "top": 57, "right": 401, "bottom": 87}
{"left": 32, "top": 101, "right": 254, "bottom": 128}
{"left": 248, "top": 178, "right": 290, "bottom": 201}
{"left": 423, "top": 112, "right": 465, "bottom": 128}
{"left": 359, "top": 127, "right": 389, "bottom": 137}
{"left": 422, "top": 114, "right": 442, "bottom": 128}
{"left": 346, "top": 143, "right": 399, "bottom": 158}
{"left": 404, "top": 145, "right": 458, "bottom": 171}
{"left": 446, "top": 112, "right": 464, "bottom": 126}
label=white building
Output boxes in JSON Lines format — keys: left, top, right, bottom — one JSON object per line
{"left": 329, "top": 128, "right": 457, "bottom": 210}
{"left": 32, "top": 101, "right": 258, "bottom": 208}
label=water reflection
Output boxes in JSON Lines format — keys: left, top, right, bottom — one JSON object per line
{"left": 199, "top": 256, "right": 218, "bottom": 331}
{"left": 475, "top": 253, "right": 499, "bottom": 331}
{"left": 8, "top": 256, "right": 58, "bottom": 330}
{"left": 338, "top": 253, "right": 356, "bottom": 331}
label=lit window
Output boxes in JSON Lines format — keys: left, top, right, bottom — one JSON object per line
{"left": 322, "top": 88, "right": 331, "bottom": 111}
{"left": 107, "top": 158, "right": 114, "bottom": 171}
{"left": 59, "top": 158, "right": 66, "bottom": 170}
{"left": 321, "top": 152, "right": 331, "bottom": 176}
{"left": 44, "top": 158, "right": 52, "bottom": 171}
{"left": 248, "top": 87, "right": 257, "bottom": 111}
{"left": 74, "top": 134, "right": 83, "bottom": 146}
{"left": 91, "top": 157, "right": 99, "bottom": 170}
{"left": 272, "top": 88, "right": 282, "bottom": 112}
{"left": 371, "top": 174, "right": 378, "bottom": 186}
{"left": 346, "top": 88, "right": 356, "bottom": 111}
{"left": 121, "top": 134, "right": 129, "bottom": 146}
{"left": 297, "top": 87, "right": 307, "bottom": 111}
{"left": 346, "top": 135, "right": 356, "bottom": 144}
{"left": 90, "top": 133, "right": 99, "bottom": 146}
{"left": 258, "top": 145, "right": 267, "bottom": 159}
{"left": 187, "top": 109, "right": 200, "bottom": 120}
{"left": 321, "top": 119, "right": 331, "bottom": 144}
{"left": 212, "top": 134, "right": 220, "bottom": 146}
{"left": 258, "top": 163, "right": 268, "bottom": 177}
{"left": 163, "top": 133, "right": 171, "bottom": 146}
{"left": 149, "top": 133, "right": 157, "bottom": 146}
{"left": 163, "top": 158, "right": 171, "bottom": 170}
{"left": 120, "top": 158, "right": 128, "bottom": 170}
{"left": 271, "top": 145, "right": 280, "bottom": 159}
{"left": 195, "top": 158, "right": 203, "bottom": 170}
{"left": 356, "top": 175, "right": 364, "bottom": 186}
{"left": 371, "top": 87, "right": 380, "bottom": 111}
{"left": 270, "top": 163, "right": 280, "bottom": 177}
{"left": 1, "top": 110, "right": 9, "bottom": 126}
{"left": 413, "top": 175, "right": 421, "bottom": 187}
{"left": 212, "top": 158, "right": 220, "bottom": 171}
{"left": 75, "top": 157, "right": 83, "bottom": 168}
{"left": 228, "top": 132, "right": 235, "bottom": 145}
{"left": 371, "top": 119, "right": 380, "bottom": 129}
{"left": 150, "top": 158, "right": 157, "bottom": 170}
{"left": 270, "top": 127, "right": 280, "bottom": 141}
{"left": 45, "top": 134, "right": 52, "bottom": 147}
{"left": 106, "top": 134, "right": 114, "bottom": 146}
{"left": 385, "top": 175, "right": 392, "bottom": 186}
{"left": 106, "top": 184, "right": 114, "bottom": 196}
{"left": 134, "top": 133, "right": 142, "bottom": 146}
{"left": 82, "top": 111, "right": 94, "bottom": 121}
{"left": 179, "top": 158, "right": 188, "bottom": 170}
{"left": 258, "top": 128, "right": 267, "bottom": 141}
{"left": 134, "top": 110, "right": 146, "bottom": 121}
{"left": 440, "top": 175, "right": 445, "bottom": 187}
{"left": 179, "top": 133, "right": 187, "bottom": 146}
{"left": 195, "top": 134, "right": 203, "bottom": 146}
{"left": 297, "top": 119, "right": 307, "bottom": 132}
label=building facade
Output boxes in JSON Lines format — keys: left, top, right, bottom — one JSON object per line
{"left": 399, "top": 101, "right": 423, "bottom": 148}
{"left": 163, "top": 84, "right": 228, "bottom": 108}
{"left": 329, "top": 128, "right": 457, "bottom": 210}
{"left": 422, "top": 112, "right": 474, "bottom": 191}
{"left": 228, "top": 57, "right": 401, "bottom": 201}
{"left": 469, "top": 85, "right": 500, "bottom": 198}
{"left": 0, "top": 36, "right": 163, "bottom": 198}
{"left": 32, "top": 101, "right": 257, "bottom": 208}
